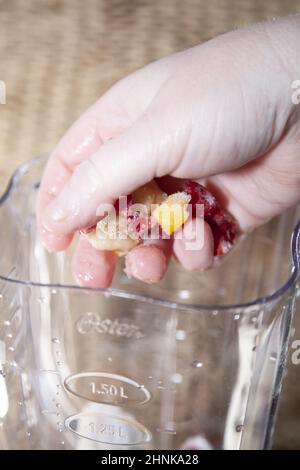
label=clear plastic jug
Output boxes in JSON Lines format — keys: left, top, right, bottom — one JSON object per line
{"left": 0, "top": 155, "right": 299, "bottom": 450}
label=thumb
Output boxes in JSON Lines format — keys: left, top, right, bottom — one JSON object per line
{"left": 41, "top": 114, "right": 184, "bottom": 235}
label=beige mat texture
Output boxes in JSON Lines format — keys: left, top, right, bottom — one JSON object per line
{"left": 0, "top": 0, "right": 300, "bottom": 449}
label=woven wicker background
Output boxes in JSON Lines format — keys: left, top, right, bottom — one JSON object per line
{"left": 0, "top": 0, "right": 300, "bottom": 449}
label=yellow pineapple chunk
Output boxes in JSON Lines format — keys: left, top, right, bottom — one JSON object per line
{"left": 152, "top": 192, "right": 191, "bottom": 235}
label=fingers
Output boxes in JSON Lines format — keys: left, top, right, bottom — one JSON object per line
{"left": 37, "top": 157, "right": 74, "bottom": 251}
{"left": 37, "top": 106, "right": 126, "bottom": 251}
{"left": 72, "top": 218, "right": 214, "bottom": 289}
{"left": 37, "top": 61, "right": 171, "bottom": 251}
{"left": 41, "top": 114, "right": 183, "bottom": 236}
{"left": 71, "top": 238, "right": 118, "bottom": 288}
{"left": 124, "top": 239, "right": 172, "bottom": 284}
{"left": 72, "top": 237, "right": 172, "bottom": 288}
{"left": 38, "top": 16, "right": 300, "bottom": 252}
{"left": 173, "top": 218, "right": 214, "bottom": 271}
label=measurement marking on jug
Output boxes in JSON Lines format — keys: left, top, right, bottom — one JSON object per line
{"left": 65, "top": 413, "right": 151, "bottom": 445}
{"left": 89, "top": 381, "right": 128, "bottom": 399}
{"left": 88, "top": 422, "right": 127, "bottom": 440}
{"left": 64, "top": 372, "right": 151, "bottom": 405}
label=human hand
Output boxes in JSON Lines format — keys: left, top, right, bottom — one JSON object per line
{"left": 37, "top": 16, "right": 300, "bottom": 287}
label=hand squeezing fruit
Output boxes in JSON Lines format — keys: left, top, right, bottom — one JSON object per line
{"left": 81, "top": 179, "right": 238, "bottom": 261}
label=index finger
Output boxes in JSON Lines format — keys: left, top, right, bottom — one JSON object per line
{"left": 37, "top": 100, "right": 129, "bottom": 251}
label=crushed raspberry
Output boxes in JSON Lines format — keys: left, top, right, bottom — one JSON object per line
{"left": 182, "top": 180, "right": 217, "bottom": 218}
{"left": 181, "top": 182, "right": 238, "bottom": 256}
{"left": 81, "top": 180, "right": 238, "bottom": 258}
{"left": 209, "top": 211, "right": 238, "bottom": 256}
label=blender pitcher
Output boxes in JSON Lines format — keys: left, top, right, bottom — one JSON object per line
{"left": 0, "top": 155, "right": 299, "bottom": 450}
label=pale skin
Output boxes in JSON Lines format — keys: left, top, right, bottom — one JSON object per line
{"left": 37, "top": 16, "right": 300, "bottom": 288}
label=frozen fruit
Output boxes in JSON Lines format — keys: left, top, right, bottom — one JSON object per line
{"left": 132, "top": 180, "right": 166, "bottom": 206}
{"left": 82, "top": 202, "right": 140, "bottom": 256}
{"left": 129, "top": 181, "right": 166, "bottom": 238}
{"left": 182, "top": 180, "right": 217, "bottom": 218}
{"left": 208, "top": 208, "right": 238, "bottom": 256}
{"left": 154, "top": 179, "right": 238, "bottom": 256}
{"left": 181, "top": 181, "right": 238, "bottom": 256}
{"left": 81, "top": 179, "right": 238, "bottom": 258}
{"left": 152, "top": 192, "right": 191, "bottom": 235}
{"left": 82, "top": 212, "right": 139, "bottom": 255}
{"left": 81, "top": 181, "right": 166, "bottom": 256}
